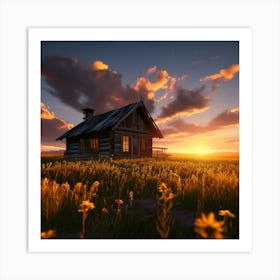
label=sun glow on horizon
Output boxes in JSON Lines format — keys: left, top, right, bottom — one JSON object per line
{"left": 41, "top": 145, "right": 65, "bottom": 152}
{"left": 160, "top": 141, "right": 239, "bottom": 156}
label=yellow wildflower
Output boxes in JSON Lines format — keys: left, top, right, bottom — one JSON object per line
{"left": 158, "top": 182, "right": 168, "bottom": 193}
{"left": 218, "top": 210, "right": 236, "bottom": 218}
{"left": 91, "top": 181, "right": 100, "bottom": 191}
{"left": 194, "top": 212, "right": 225, "bottom": 239}
{"left": 41, "top": 177, "right": 49, "bottom": 186}
{"left": 75, "top": 182, "right": 83, "bottom": 189}
{"left": 115, "top": 199, "right": 124, "bottom": 206}
{"left": 61, "top": 182, "right": 70, "bottom": 192}
{"left": 92, "top": 181, "right": 100, "bottom": 187}
{"left": 41, "top": 229, "right": 56, "bottom": 239}
{"left": 78, "top": 200, "right": 95, "bottom": 213}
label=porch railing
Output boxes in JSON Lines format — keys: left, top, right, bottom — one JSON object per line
{"left": 152, "top": 146, "right": 168, "bottom": 157}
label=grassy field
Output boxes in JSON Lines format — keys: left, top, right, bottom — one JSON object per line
{"left": 41, "top": 155, "right": 239, "bottom": 239}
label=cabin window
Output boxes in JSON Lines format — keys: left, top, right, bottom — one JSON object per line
{"left": 140, "top": 136, "right": 146, "bottom": 152}
{"left": 122, "top": 135, "right": 129, "bottom": 152}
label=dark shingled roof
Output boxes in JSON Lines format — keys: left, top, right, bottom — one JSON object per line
{"left": 56, "top": 101, "right": 163, "bottom": 140}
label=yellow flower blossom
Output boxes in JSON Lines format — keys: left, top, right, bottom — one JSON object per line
{"left": 78, "top": 200, "right": 95, "bottom": 213}
{"left": 218, "top": 210, "right": 236, "bottom": 218}
{"left": 75, "top": 182, "right": 83, "bottom": 189}
{"left": 158, "top": 182, "right": 168, "bottom": 193}
{"left": 92, "top": 181, "right": 100, "bottom": 187}
{"left": 195, "top": 212, "right": 225, "bottom": 239}
{"left": 115, "top": 199, "right": 124, "bottom": 206}
{"left": 91, "top": 181, "right": 100, "bottom": 191}
{"left": 42, "top": 177, "right": 49, "bottom": 186}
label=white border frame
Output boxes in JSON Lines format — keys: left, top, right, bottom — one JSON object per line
{"left": 1, "top": 1, "right": 279, "bottom": 279}
{"left": 28, "top": 27, "right": 252, "bottom": 253}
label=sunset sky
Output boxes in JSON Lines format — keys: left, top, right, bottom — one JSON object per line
{"left": 41, "top": 41, "right": 239, "bottom": 154}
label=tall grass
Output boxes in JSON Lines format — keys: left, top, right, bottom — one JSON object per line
{"left": 41, "top": 157, "right": 239, "bottom": 238}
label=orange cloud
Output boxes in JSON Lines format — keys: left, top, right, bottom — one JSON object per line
{"left": 200, "top": 64, "right": 239, "bottom": 81}
{"left": 147, "top": 92, "right": 155, "bottom": 100}
{"left": 41, "top": 102, "right": 74, "bottom": 130}
{"left": 168, "top": 75, "right": 188, "bottom": 92}
{"left": 41, "top": 102, "right": 55, "bottom": 119}
{"left": 134, "top": 70, "right": 170, "bottom": 93}
{"left": 169, "top": 77, "right": 177, "bottom": 92}
{"left": 145, "top": 65, "right": 157, "bottom": 76}
{"left": 91, "top": 60, "right": 109, "bottom": 71}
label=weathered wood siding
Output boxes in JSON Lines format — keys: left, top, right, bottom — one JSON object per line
{"left": 98, "top": 132, "right": 111, "bottom": 157}
{"left": 112, "top": 109, "right": 153, "bottom": 158}
{"left": 65, "top": 137, "right": 80, "bottom": 156}
{"left": 65, "top": 107, "right": 154, "bottom": 158}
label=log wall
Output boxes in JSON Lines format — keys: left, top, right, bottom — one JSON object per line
{"left": 64, "top": 109, "right": 155, "bottom": 158}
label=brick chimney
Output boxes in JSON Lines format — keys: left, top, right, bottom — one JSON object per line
{"left": 82, "top": 108, "right": 95, "bottom": 120}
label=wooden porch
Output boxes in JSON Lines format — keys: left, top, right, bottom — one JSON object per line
{"left": 152, "top": 146, "right": 168, "bottom": 158}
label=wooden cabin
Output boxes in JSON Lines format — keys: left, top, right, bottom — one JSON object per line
{"left": 56, "top": 101, "right": 163, "bottom": 159}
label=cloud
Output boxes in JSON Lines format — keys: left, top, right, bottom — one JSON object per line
{"left": 42, "top": 56, "right": 155, "bottom": 114}
{"left": 147, "top": 92, "right": 155, "bottom": 100}
{"left": 134, "top": 70, "right": 170, "bottom": 92}
{"left": 161, "top": 118, "right": 206, "bottom": 137}
{"left": 41, "top": 103, "right": 74, "bottom": 146}
{"left": 91, "top": 60, "right": 109, "bottom": 71}
{"left": 156, "top": 86, "right": 210, "bottom": 122}
{"left": 41, "top": 102, "right": 55, "bottom": 119}
{"left": 168, "top": 77, "right": 177, "bottom": 92}
{"left": 145, "top": 65, "right": 157, "bottom": 76}
{"left": 200, "top": 64, "right": 239, "bottom": 82}
{"left": 208, "top": 109, "right": 239, "bottom": 128}
{"left": 167, "top": 74, "right": 188, "bottom": 93}
{"left": 161, "top": 107, "right": 239, "bottom": 137}
{"left": 155, "top": 92, "right": 168, "bottom": 103}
